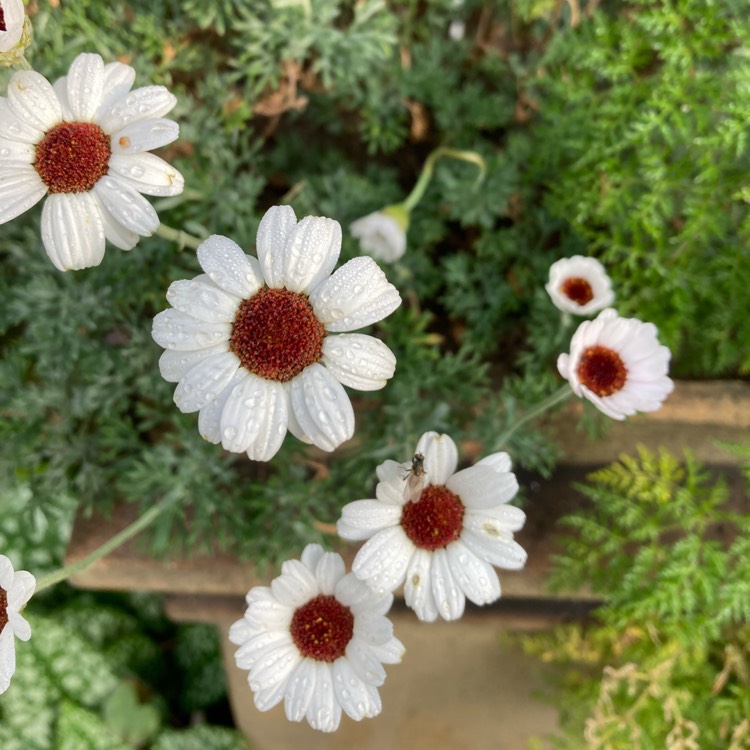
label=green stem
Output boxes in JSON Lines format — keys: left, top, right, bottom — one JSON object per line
{"left": 15, "top": 55, "right": 33, "bottom": 71}
{"left": 155, "top": 223, "right": 203, "bottom": 250}
{"left": 494, "top": 384, "right": 573, "bottom": 451}
{"left": 402, "top": 146, "right": 486, "bottom": 212}
{"left": 35, "top": 497, "right": 175, "bottom": 593}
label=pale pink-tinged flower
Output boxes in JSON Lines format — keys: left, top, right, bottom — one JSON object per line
{"left": 0, "top": 555, "right": 35, "bottom": 694}
{"left": 557, "top": 308, "right": 674, "bottom": 420}
{"left": 0, "top": 52, "right": 183, "bottom": 270}
{"left": 152, "top": 205, "right": 402, "bottom": 461}
{"left": 0, "top": 0, "right": 25, "bottom": 54}
{"left": 349, "top": 204, "right": 408, "bottom": 263}
{"left": 546, "top": 255, "right": 614, "bottom": 315}
{"left": 229, "top": 543, "right": 404, "bottom": 733}
{"left": 337, "top": 432, "right": 527, "bottom": 622}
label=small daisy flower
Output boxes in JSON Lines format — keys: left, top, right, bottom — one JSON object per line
{"left": 557, "top": 308, "right": 674, "bottom": 420}
{"left": 229, "top": 543, "right": 404, "bottom": 733}
{"left": 349, "top": 204, "right": 409, "bottom": 263}
{"left": 0, "top": 0, "right": 25, "bottom": 56}
{"left": 0, "top": 52, "right": 183, "bottom": 271}
{"left": 152, "top": 205, "right": 402, "bottom": 461}
{"left": 337, "top": 432, "right": 527, "bottom": 622}
{"left": 546, "top": 255, "right": 614, "bottom": 315}
{"left": 0, "top": 554, "right": 35, "bottom": 694}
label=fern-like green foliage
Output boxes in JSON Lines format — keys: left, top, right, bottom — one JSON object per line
{"left": 524, "top": 446, "right": 750, "bottom": 749}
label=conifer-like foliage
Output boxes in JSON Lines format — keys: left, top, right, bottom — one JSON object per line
{"left": 524, "top": 447, "right": 750, "bottom": 749}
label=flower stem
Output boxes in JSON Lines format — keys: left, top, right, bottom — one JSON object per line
{"left": 35, "top": 497, "right": 175, "bottom": 593}
{"left": 155, "top": 223, "right": 203, "bottom": 250}
{"left": 15, "top": 55, "right": 33, "bottom": 71}
{"left": 402, "top": 146, "right": 486, "bottom": 213}
{"left": 494, "top": 384, "right": 573, "bottom": 451}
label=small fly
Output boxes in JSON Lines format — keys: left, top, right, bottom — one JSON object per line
{"left": 403, "top": 452, "right": 426, "bottom": 502}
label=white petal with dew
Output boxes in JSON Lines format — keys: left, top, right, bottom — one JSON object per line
{"left": 446, "top": 542, "right": 501, "bottom": 606}
{"left": 475, "top": 451, "right": 513, "bottom": 474}
{"left": 353, "top": 613, "right": 393, "bottom": 646}
{"left": 219, "top": 374, "right": 275, "bottom": 453}
{"left": 197, "top": 234, "right": 264, "bottom": 299}
{"left": 403, "top": 548, "right": 439, "bottom": 622}
{"left": 351, "top": 526, "right": 412, "bottom": 594}
{"left": 310, "top": 256, "right": 401, "bottom": 332}
{"left": 99, "top": 85, "right": 177, "bottom": 134}
{"left": 41, "top": 192, "right": 106, "bottom": 271}
{"left": 461, "top": 527, "right": 528, "bottom": 570}
{"left": 300, "top": 543, "right": 325, "bottom": 574}
{"left": 244, "top": 381, "right": 289, "bottom": 462}
{"left": 66, "top": 53, "right": 104, "bottom": 121}
{"left": 90, "top": 190, "right": 140, "bottom": 250}
{"left": 111, "top": 118, "right": 179, "bottom": 154}
{"left": 256, "top": 205, "right": 297, "bottom": 289}
{"left": 447, "top": 465, "right": 519, "bottom": 509}
{"left": 322, "top": 334, "right": 396, "bottom": 391}
{"left": 468, "top": 504, "right": 526, "bottom": 533}
{"left": 152, "top": 308, "right": 231, "bottom": 351}
{"left": 8, "top": 72, "right": 63, "bottom": 132}
{"left": 289, "top": 364, "right": 354, "bottom": 452}
{"left": 248, "top": 642, "right": 300, "bottom": 693}
{"left": 7, "top": 570, "right": 35, "bottom": 612}
{"left": 272, "top": 560, "right": 318, "bottom": 608}
{"left": 174, "top": 351, "right": 240, "bottom": 413}
{"left": 333, "top": 658, "right": 380, "bottom": 722}
{"left": 417, "top": 431, "right": 458, "bottom": 485}
{"left": 166, "top": 276, "right": 240, "bottom": 324}
{"left": 346, "top": 637, "right": 386, "bottom": 687}
{"left": 95, "top": 62, "right": 136, "bottom": 120}
{"left": 159, "top": 343, "right": 228, "bottom": 383}
{"left": 0, "top": 135, "right": 34, "bottom": 163}
{"left": 337, "top": 499, "right": 403, "bottom": 542}
{"left": 0, "top": 627, "right": 16, "bottom": 695}
{"left": 0, "top": 165, "right": 46, "bottom": 224}
{"left": 430, "top": 548, "right": 465, "bottom": 621}
{"left": 0, "top": 99, "right": 44, "bottom": 144}
{"left": 7, "top": 612, "right": 30, "bottom": 642}
{"left": 313, "top": 551, "right": 346, "bottom": 596}
{"left": 281, "top": 215, "right": 341, "bottom": 294}
{"left": 92, "top": 176, "right": 159, "bottom": 236}
{"left": 108, "top": 153, "right": 184, "bottom": 197}
{"left": 284, "top": 659, "right": 317, "bottom": 723}
{"left": 306, "top": 661, "right": 341, "bottom": 733}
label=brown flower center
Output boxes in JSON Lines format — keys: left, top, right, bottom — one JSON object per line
{"left": 577, "top": 345, "right": 628, "bottom": 397}
{"left": 290, "top": 594, "right": 354, "bottom": 662}
{"left": 561, "top": 277, "right": 594, "bottom": 305}
{"left": 35, "top": 121, "right": 112, "bottom": 194}
{"left": 0, "top": 587, "right": 8, "bottom": 634}
{"left": 401, "top": 484, "right": 465, "bottom": 551}
{"left": 230, "top": 287, "right": 326, "bottom": 382}
{"left": 0, "top": 7, "right": 6, "bottom": 32}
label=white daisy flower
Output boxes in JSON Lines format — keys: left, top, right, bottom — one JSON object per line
{"left": 349, "top": 204, "right": 409, "bottom": 263}
{"left": 0, "top": 51, "right": 184, "bottom": 271}
{"left": 337, "top": 432, "right": 527, "bottom": 622}
{"left": 0, "top": 0, "right": 24, "bottom": 55}
{"left": 229, "top": 543, "right": 404, "bottom": 733}
{"left": 557, "top": 308, "right": 674, "bottom": 420}
{"left": 545, "top": 255, "right": 615, "bottom": 315}
{"left": 152, "top": 205, "right": 402, "bottom": 461}
{"left": 0, "top": 554, "right": 35, "bottom": 694}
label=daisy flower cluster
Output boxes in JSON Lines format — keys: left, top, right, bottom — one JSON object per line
{"left": 0, "top": 2, "right": 679, "bottom": 735}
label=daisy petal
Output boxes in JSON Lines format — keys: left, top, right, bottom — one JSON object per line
{"left": 254, "top": 676, "right": 291, "bottom": 712}
{"left": 166, "top": 277, "right": 240, "bottom": 324}
{"left": 41, "top": 192, "right": 106, "bottom": 271}
{"left": 306, "top": 662, "right": 341, "bottom": 733}
{"left": 461, "top": 527, "right": 528, "bottom": 570}
{"left": 8, "top": 72, "right": 63, "bottom": 132}
{"left": 151, "top": 308, "right": 231, "bottom": 351}
{"left": 404, "top": 548, "right": 439, "bottom": 622}
{"left": 417, "top": 432, "right": 459, "bottom": 485}
{"left": 111, "top": 118, "right": 179, "bottom": 154}
{"left": 335, "top": 572, "right": 387, "bottom": 611}
{"left": 158, "top": 342, "right": 228, "bottom": 383}
{"left": 7, "top": 612, "right": 30, "bottom": 642}
{"left": 284, "top": 659, "right": 317, "bottom": 722}
{"left": 300, "top": 543, "right": 325, "bottom": 573}
{"left": 289, "top": 364, "right": 354, "bottom": 452}
{"left": 272, "top": 559, "right": 318, "bottom": 607}
{"left": 446, "top": 542, "right": 501, "bottom": 606}
{"left": 197, "top": 234, "right": 264, "bottom": 299}
{"left": 354, "top": 613, "right": 393, "bottom": 646}
{"left": 0, "top": 628, "right": 16, "bottom": 695}
{"left": 0, "top": 99, "right": 44, "bottom": 143}
{"left": 314, "top": 551, "right": 346, "bottom": 596}
{"left": 430, "top": 548, "right": 465, "bottom": 621}
{"left": 281, "top": 215, "right": 342, "bottom": 294}
{"left": 234, "top": 630, "right": 294, "bottom": 670}
{"left": 99, "top": 85, "right": 177, "bottom": 134}
{"left": 108, "top": 153, "right": 184, "bottom": 197}
{"left": 447, "top": 465, "right": 519, "bottom": 508}
{"left": 7, "top": 571, "right": 35, "bottom": 611}
{"left": 245, "top": 381, "right": 289, "bottom": 462}
{"left": 0, "top": 556, "right": 13, "bottom": 590}
{"left": 256, "top": 204, "right": 297, "bottom": 289}
{"left": 468, "top": 504, "right": 527, "bottom": 532}
{"left": 352, "top": 525, "right": 412, "bottom": 594}
{"left": 0, "top": 165, "right": 46, "bottom": 224}
{"left": 369, "top": 635, "right": 405, "bottom": 666}
{"left": 249, "top": 643, "right": 300, "bottom": 692}
{"left": 173, "top": 351, "right": 240, "bottom": 413}
{"left": 90, "top": 191, "right": 140, "bottom": 250}
{"left": 337, "top": 499, "right": 403, "bottom": 541}
{"left": 66, "top": 53, "right": 104, "bottom": 121}
{"left": 309, "top": 256, "right": 402, "bottom": 332}
{"left": 476, "top": 452, "right": 513, "bottom": 474}
{"left": 92, "top": 176, "right": 159, "bottom": 236}
{"left": 0, "top": 135, "right": 35, "bottom": 163}
{"left": 346, "top": 637, "right": 386, "bottom": 686}
{"left": 322, "top": 334, "right": 396, "bottom": 391}
{"left": 334, "top": 658, "right": 379, "bottom": 721}
{"left": 95, "top": 62, "right": 136, "bottom": 119}
{"left": 198, "top": 371, "right": 247, "bottom": 443}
